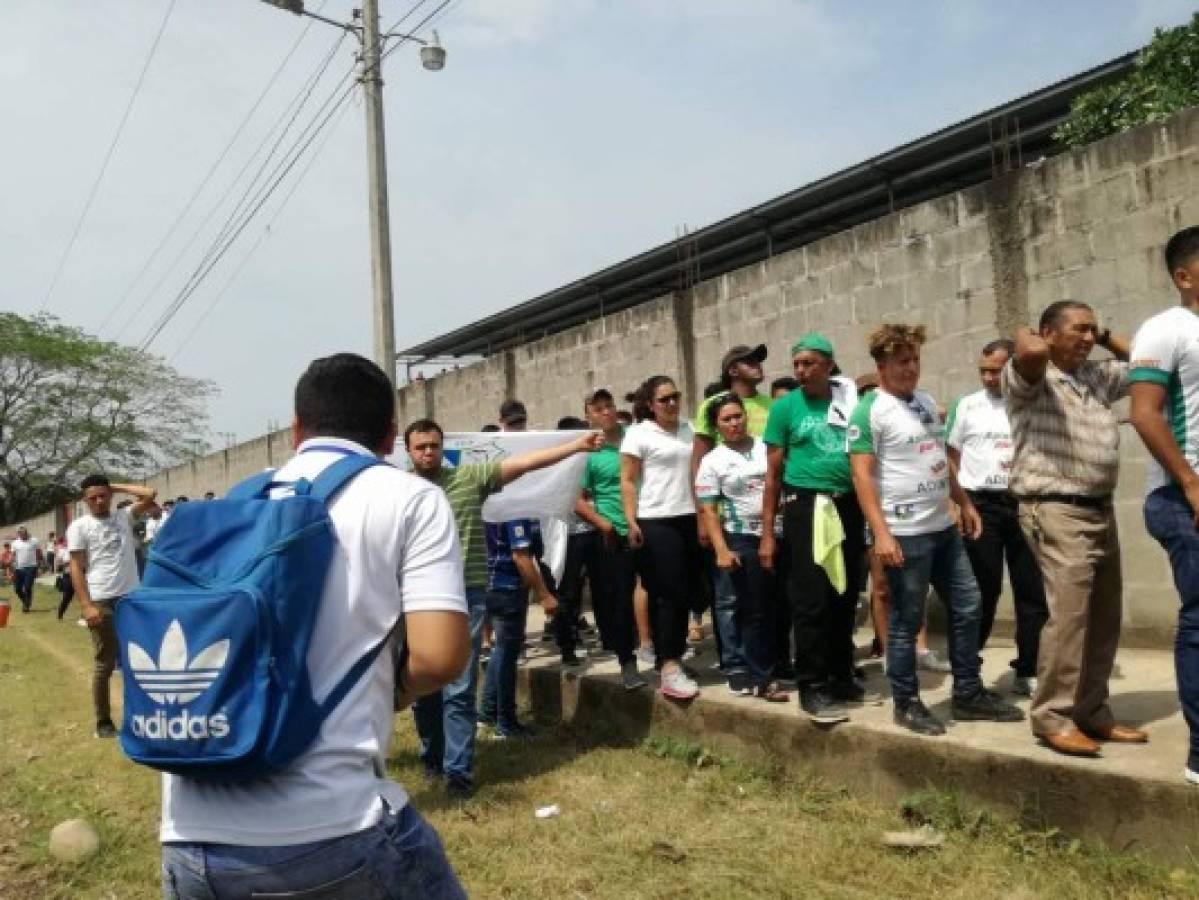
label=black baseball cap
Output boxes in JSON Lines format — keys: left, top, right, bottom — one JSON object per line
{"left": 720, "top": 343, "right": 768, "bottom": 374}
{"left": 583, "top": 387, "right": 614, "bottom": 407}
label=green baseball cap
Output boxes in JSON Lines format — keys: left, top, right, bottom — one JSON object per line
{"left": 791, "top": 332, "right": 835, "bottom": 357}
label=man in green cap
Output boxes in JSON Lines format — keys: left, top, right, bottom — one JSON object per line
{"left": 761, "top": 332, "right": 866, "bottom": 723}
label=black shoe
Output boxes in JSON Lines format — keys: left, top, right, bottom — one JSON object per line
{"left": 445, "top": 777, "right": 474, "bottom": 800}
{"left": 494, "top": 722, "right": 536, "bottom": 741}
{"left": 952, "top": 688, "right": 1025, "bottom": 722}
{"left": 561, "top": 651, "right": 583, "bottom": 668}
{"left": 853, "top": 665, "right": 866, "bottom": 680}
{"left": 95, "top": 720, "right": 117, "bottom": 739}
{"left": 577, "top": 616, "right": 593, "bottom": 634}
{"left": 774, "top": 663, "right": 797, "bottom": 681}
{"left": 799, "top": 686, "right": 849, "bottom": 724}
{"left": 828, "top": 678, "right": 884, "bottom": 705}
{"left": 894, "top": 699, "right": 945, "bottom": 736}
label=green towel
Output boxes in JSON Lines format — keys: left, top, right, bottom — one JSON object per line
{"left": 812, "top": 494, "right": 846, "bottom": 594}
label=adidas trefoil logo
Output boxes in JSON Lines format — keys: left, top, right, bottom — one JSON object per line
{"left": 128, "top": 620, "right": 229, "bottom": 704}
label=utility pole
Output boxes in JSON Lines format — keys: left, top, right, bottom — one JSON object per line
{"left": 360, "top": 0, "right": 397, "bottom": 387}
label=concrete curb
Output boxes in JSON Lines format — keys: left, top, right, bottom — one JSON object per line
{"left": 517, "top": 664, "right": 1199, "bottom": 863}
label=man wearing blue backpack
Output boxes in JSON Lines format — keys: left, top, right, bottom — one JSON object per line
{"left": 156, "top": 354, "right": 471, "bottom": 898}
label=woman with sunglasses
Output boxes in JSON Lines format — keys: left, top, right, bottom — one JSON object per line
{"left": 620, "top": 375, "right": 703, "bottom": 700}
{"left": 695, "top": 393, "right": 789, "bottom": 702}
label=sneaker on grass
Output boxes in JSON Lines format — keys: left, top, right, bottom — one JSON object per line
{"left": 660, "top": 666, "right": 699, "bottom": 700}
{"left": 493, "top": 722, "right": 536, "bottom": 741}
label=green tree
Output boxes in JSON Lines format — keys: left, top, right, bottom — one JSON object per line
{"left": 0, "top": 312, "right": 214, "bottom": 524}
{"left": 1055, "top": 13, "right": 1199, "bottom": 148}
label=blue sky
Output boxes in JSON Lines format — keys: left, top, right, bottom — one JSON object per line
{"left": 1, "top": 0, "right": 1194, "bottom": 441}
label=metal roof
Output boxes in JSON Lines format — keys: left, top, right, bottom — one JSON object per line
{"left": 400, "top": 51, "right": 1137, "bottom": 361}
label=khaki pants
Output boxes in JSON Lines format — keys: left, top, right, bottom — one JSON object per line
{"left": 90, "top": 601, "right": 119, "bottom": 726}
{"left": 1018, "top": 501, "right": 1121, "bottom": 737}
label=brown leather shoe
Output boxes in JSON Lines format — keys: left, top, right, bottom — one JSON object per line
{"left": 1040, "top": 727, "right": 1101, "bottom": 757}
{"left": 1083, "top": 723, "right": 1149, "bottom": 744}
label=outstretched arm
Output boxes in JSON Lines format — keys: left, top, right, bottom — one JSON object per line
{"left": 498, "top": 432, "right": 602, "bottom": 486}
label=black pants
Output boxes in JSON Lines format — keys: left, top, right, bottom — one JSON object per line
{"left": 964, "top": 490, "right": 1048, "bottom": 677}
{"left": 536, "top": 561, "right": 575, "bottom": 657}
{"left": 639, "top": 515, "right": 703, "bottom": 663}
{"left": 56, "top": 574, "right": 75, "bottom": 620}
{"left": 783, "top": 490, "right": 864, "bottom": 688}
{"left": 585, "top": 532, "right": 638, "bottom": 664}
{"left": 555, "top": 531, "right": 594, "bottom": 656}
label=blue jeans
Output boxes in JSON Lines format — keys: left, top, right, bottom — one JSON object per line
{"left": 885, "top": 526, "right": 983, "bottom": 705}
{"left": 725, "top": 533, "right": 779, "bottom": 687}
{"left": 412, "top": 587, "right": 487, "bottom": 786}
{"left": 480, "top": 589, "right": 527, "bottom": 731}
{"left": 161, "top": 802, "right": 466, "bottom": 899}
{"left": 1145, "top": 485, "right": 1199, "bottom": 770}
{"left": 13, "top": 565, "right": 36, "bottom": 610}
{"left": 712, "top": 563, "right": 745, "bottom": 672}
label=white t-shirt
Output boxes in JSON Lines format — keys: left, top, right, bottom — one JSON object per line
{"left": 945, "top": 389, "right": 1014, "bottom": 492}
{"left": 1130, "top": 306, "right": 1199, "bottom": 493}
{"left": 11, "top": 537, "right": 39, "bottom": 569}
{"left": 66, "top": 509, "right": 140, "bottom": 600}
{"left": 161, "top": 438, "right": 466, "bottom": 846}
{"left": 694, "top": 439, "right": 780, "bottom": 537}
{"left": 849, "top": 388, "right": 952, "bottom": 536}
{"left": 620, "top": 419, "right": 696, "bottom": 519}
{"left": 144, "top": 515, "right": 164, "bottom": 543}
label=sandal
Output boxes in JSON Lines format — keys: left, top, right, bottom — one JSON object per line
{"left": 753, "top": 681, "right": 789, "bottom": 703}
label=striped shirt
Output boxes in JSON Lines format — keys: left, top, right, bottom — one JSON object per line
{"left": 1001, "top": 358, "right": 1129, "bottom": 497}
{"left": 430, "top": 462, "right": 503, "bottom": 588}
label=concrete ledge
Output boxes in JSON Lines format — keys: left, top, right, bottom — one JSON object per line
{"left": 516, "top": 637, "right": 1199, "bottom": 863}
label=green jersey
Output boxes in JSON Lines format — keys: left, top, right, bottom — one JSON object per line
{"left": 581, "top": 435, "right": 627, "bottom": 535}
{"left": 763, "top": 384, "right": 854, "bottom": 493}
{"left": 431, "top": 462, "right": 502, "bottom": 588}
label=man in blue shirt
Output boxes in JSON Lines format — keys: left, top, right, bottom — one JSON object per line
{"left": 479, "top": 518, "right": 560, "bottom": 738}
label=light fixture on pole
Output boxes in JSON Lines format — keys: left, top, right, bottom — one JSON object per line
{"left": 258, "top": 0, "right": 446, "bottom": 386}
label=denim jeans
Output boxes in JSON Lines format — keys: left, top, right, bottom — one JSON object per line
{"left": 712, "top": 562, "right": 745, "bottom": 672}
{"left": 725, "top": 532, "right": 780, "bottom": 688}
{"left": 1145, "top": 485, "right": 1199, "bottom": 770}
{"left": 480, "top": 589, "right": 527, "bottom": 731}
{"left": 884, "top": 526, "right": 983, "bottom": 705}
{"left": 412, "top": 587, "right": 487, "bottom": 786}
{"left": 13, "top": 565, "right": 37, "bottom": 611}
{"left": 161, "top": 802, "right": 466, "bottom": 899}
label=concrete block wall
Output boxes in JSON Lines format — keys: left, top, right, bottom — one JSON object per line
{"left": 392, "top": 108, "right": 1199, "bottom": 644}
{"left": 6, "top": 108, "right": 1196, "bottom": 641}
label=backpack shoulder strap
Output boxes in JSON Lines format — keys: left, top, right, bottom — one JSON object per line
{"left": 225, "top": 471, "right": 277, "bottom": 501}
{"left": 307, "top": 454, "right": 386, "bottom": 504}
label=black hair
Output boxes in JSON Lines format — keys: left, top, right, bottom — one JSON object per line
{"left": 295, "top": 353, "right": 394, "bottom": 450}
{"left": 770, "top": 376, "right": 797, "bottom": 394}
{"left": 403, "top": 418, "right": 444, "bottom": 446}
{"left": 982, "top": 338, "right": 1015, "bottom": 357}
{"left": 556, "top": 415, "right": 588, "bottom": 430}
{"left": 1166, "top": 226, "right": 1199, "bottom": 276}
{"left": 616, "top": 410, "right": 633, "bottom": 425}
{"left": 80, "top": 473, "right": 110, "bottom": 492}
{"left": 1038, "top": 300, "right": 1092, "bottom": 333}
{"left": 626, "top": 375, "right": 676, "bottom": 422}
{"left": 480, "top": 423, "right": 500, "bottom": 433}
{"left": 702, "top": 380, "right": 725, "bottom": 399}
{"left": 704, "top": 392, "right": 744, "bottom": 430}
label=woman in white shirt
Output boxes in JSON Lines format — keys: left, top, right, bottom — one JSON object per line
{"left": 620, "top": 376, "right": 702, "bottom": 700}
{"left": 695, "top": 394, "right": 789, "bottom": 702}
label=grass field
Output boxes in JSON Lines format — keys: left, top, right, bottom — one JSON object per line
{"left": 2, "top": 583, "right": 1197, "bottom": 899}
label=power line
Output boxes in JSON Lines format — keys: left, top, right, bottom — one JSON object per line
{"left": 96, "top": 2, "right": 329, "bottom": 337}
{"left": 40, "top": 0, "right": 178, "bottom": 313}
{"left": 168, "top": 98, "right": 354, "bottom": 363}
{"left": 138, "top": 0, "right": 454, "bottom": 353}
{"left": 113, "top": 29, "right": 353, "bottom": 342}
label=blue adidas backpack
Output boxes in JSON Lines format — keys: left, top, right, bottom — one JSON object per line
{"left": 115, "top": 452, "right": 389, "bottom": 780}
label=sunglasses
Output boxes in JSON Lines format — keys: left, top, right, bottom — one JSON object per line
{"left": 654, "top": 392, "right": 682, "bottom": 404}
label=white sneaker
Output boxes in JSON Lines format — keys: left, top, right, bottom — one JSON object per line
{"left": 1185, "top": 766, "right": 1199, "bottom": 786}
{"left": 681, "top": 646, "right": 698, "bottom": 662}
{"left": 1012, "top": 676, "right": 1037, "bottom": 697}
{"left": 917, "top": 648, "right": 952, "bottom": 673}
{"left": 660, "top": 666, "right": 699, "bottom": 700}
{"left": 636, "top": 644, "right": 656, "bottom": 666}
